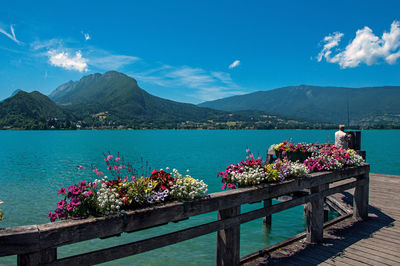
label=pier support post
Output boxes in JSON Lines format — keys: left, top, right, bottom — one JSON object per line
{"left": 353, "top": 173, "right": 369, "bottom": 221}
{"left": 306, "top": 184, "right": 328, "bottom": 244}
{"left": 217, "top": 206, "right": 240, "bottom": 266}
{"left": 17, "top": 248, "right": 57, "bottom": 266}
{"left": 263, "top": 198, "right": 272, "bottom": 226}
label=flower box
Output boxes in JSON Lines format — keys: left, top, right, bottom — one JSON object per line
{"left": 275, "top": 150, "right": 313, "bottom": 162}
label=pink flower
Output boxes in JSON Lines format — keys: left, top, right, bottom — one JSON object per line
{"left": 107, "top": 155, "right": 113, "bottom": 161}
{"left": 97, "top": 171, "right": 104, "bottom": 177}
{"left": 78, "top": 165, "right": 85, "bottom": 170}
{"left": 84, "top": 191, "right": 93, "bottom": 197}
{"left": 115, "top": 157, "right": 121, "bottom": 162}
{"left": 79, "top": 180, "right": 87, "bottom": 188}
{"left": 66, "top": 203, "right": 74, "bottom": 212}
{"left": 58, "top": 187, "right": 66, "bottom": 195}
{"left": 57, "top": 200, "right": 66, "bottom": 208}
{"left": 72, "top": 186, "right": 81, "bottom": 195}
{"left": 93, "top": 168, "right": 99, "bottom": 174}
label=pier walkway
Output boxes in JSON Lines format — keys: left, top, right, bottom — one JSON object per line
{"left": 242, "top": 173, "right": 400, "bottom": 265}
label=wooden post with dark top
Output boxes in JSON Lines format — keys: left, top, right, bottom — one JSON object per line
{"left": 17, "top": 248, "right": 57, "bottom": 266}
{"left": 353, "top": 172, "right": 369, "bottom": 221}
{"left": 263, "top": 199, "right": 272, "bottom": 226}
{"left": 348, "top": 130, "right": 361, "bottom": 150}
{"left": 305, "top": 184, "right": 328, "bottom": 243}
{"left": 217, "top": 206, "right": 241, "bottom": 266}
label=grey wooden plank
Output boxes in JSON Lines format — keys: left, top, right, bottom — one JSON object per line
{"left": 342, "top": 235, "right": 400, "bottom": 253}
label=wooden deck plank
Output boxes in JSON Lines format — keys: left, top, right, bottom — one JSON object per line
{"left": 242, "top": 173, "right": 400, "bottom": 265}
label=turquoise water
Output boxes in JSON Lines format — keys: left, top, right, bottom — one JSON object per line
{"left": 0, "top": 130, "right": 399, "bottom": 265}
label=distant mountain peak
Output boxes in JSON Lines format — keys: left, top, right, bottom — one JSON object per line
{"left": 11, "top": 89, "right": 24, "bottom": 97}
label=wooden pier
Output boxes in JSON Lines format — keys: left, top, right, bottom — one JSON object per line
{"left": 0, "top": 165, "right": 370, "bottom": 266}
{"left": 242, "top": 173, "right": 400, "bottom": 265}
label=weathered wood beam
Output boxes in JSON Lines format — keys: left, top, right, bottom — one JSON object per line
{"left": 263, "top": 199, "right": 272, "bottom": 225}
{"left": 353, "top": 173, "right": 369, "bottom": 221}
{"left": 217, "top": 206, "right": 241, "bottom": 266}
{"left": 306, "top": 184, "right": 328, "bottom": 243}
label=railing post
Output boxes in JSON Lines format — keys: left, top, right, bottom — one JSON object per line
{"left": 353, "top": 173, "right": 369, "bottom": 221}
{"left": 217, "top": 206, "right": 241, "bottom": 266}
{"left": 17, "top": 248, "right": 57, "bottom": 266}
{"left": 305, "top": 184, "right": 328, "bottom": 244}
{"left": 263, "top": 199, "right": 272, "bottom": 226}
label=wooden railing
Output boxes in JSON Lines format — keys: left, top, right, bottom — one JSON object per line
{"left": 0, "top": 165, "right": 370, "bottom": 266}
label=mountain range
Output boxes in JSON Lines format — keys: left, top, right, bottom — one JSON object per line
{"left": 199, "top": 85, "right": 400, "bottom": 126}
{"left": 1, "top": 71, "right": 399, "bottom": 129}
{"left": 0, "top": 71, "right": 316, "bottom": 130}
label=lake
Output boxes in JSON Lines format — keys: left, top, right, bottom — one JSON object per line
{"left": 0, "top": 130, "right": 399, "bottom": 265}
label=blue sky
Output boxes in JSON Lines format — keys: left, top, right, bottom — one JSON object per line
{"left": 1, "top": 0, "right": 400, "bottom": 103}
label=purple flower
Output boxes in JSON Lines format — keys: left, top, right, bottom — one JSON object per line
{"left": 70, "top": 197, "right": 81, "bottom": 206}
{"left": 49, "top": 212, "right": 58, "bottom": 222}
{"left": 55, "top": 208, "right": 63, "bottom": 215}
{"left": 146, "top": 197, "right": 153, "bottom": 204}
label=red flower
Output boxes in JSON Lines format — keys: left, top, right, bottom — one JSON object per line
{"left": 150, "top": 170, "right": 175, "bottom": 190}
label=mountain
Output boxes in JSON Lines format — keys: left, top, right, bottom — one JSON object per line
{"left": 199, "top": 85, "right": 400, "bottom": 126}
{"left": 49, "top": 71, "right": 228, "bottom": 123}
{"left": 0, "top": 91, "right": 73, "bottom": 129}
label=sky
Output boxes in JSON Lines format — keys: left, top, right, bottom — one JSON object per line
{"left": 1, "top": 0, "right": 400, "bottom": 104}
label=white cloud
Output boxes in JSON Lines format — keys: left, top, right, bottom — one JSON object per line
{"left": 84, "top": 33, "right": 90, "bottom": 41}
{"left": 317, "top": 32, "right": 343, "bottom": 62}
{"left": 229, "top": 59, "right": 240, "bottom": 69}
{"left": 89, "top": 54, "right": 139, "bottom": 69}
{"left": 318, "top": 21, "right": 400, "bottom": 68}
{"left": 48, "top": 50, "right": 88, "bottom": 72}
{"left": 32, "top": 39, "right": 139, "bottom": 71}
{"left": 31, "top": 38, "right": 63, "bottom": 51}
{"left": 0, "top": 25, "right": 22, "bottom": 45}
{"left": 134, "top": 65, "right": 245, "bottom": 102}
